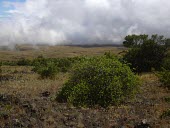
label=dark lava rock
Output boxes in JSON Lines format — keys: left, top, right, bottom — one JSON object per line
{"left": 0, "top": 94, "right": 20, "bottom": 105}
{"left": 0, "top": 94, "right": 9, "bottom": 103}
{"left": 0, "top": 112, "right": 9, "bottom": 120}
{"left": 41, "top": 91, "right": 50, "bottom": 97}
{"left": 134, "top": 120, "right": 151, "bottom": 128}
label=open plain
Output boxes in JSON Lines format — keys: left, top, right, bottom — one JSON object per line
{"left": 0, "top": 45, "right": 169, "bottom": 128}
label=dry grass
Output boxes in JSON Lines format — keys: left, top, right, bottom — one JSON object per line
{"left": 0, "top": 45, "right": 170, "bottom": 127}
{"left": 0, "top": 66, "right": 68, "bottom": 98}
{"left": 0, "top": 45, "right": 124, "bottom": 61}
{"left": 1, "top": 45, "right": 124, "bottom": 98}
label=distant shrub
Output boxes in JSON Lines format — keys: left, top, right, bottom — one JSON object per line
{"left": 165, "top": 39, "right": 170, "bottom": 47}
{"left": 17, "top": 58, "right": 32, "bottom": 66}
{"left": 53, "top": 57, "right": 81, "bottom": 73}
{"left": 2, "top": 61, "right": 18, "bottom": 66}
{"left": 36, "top": 61, "right": 59, "bottom": 79}
{"left": 32, "top": 56, "right": 82, "bottom": 73}
{"left": 123, "top": 34, "right": 169, "bottom": 48}
{"left": 32, "top": 56, "right": 58, "bottom": 79}
{"left": 56, "top": 56, "right": 140, "bottom": 108}
{"left": 162, "top": 55, "right": 170, "bottom": 70}
{"left": 1, "top": 55, "right": 82, "bottom": 74}
{"left": 32, "top": 56, "right": 47, "bottom": 72}
{"left": 157, "top": 69, "right": 170, "bottom": 89}
{"left": 1, "top": 58, "right": 32, "bottom": 66}
{"left": 104, "top": 51, "right": 117, "bottom": 59}
{"left": 32, "top": 56, "right": 84, "bottom": 79}
{"left": 123, "top": 34, "right": 148, "bottom": 48}
{"left": 123, "top": 38, "right": 167, "bottom": 72}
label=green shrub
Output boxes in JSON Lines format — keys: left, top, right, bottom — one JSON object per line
{"left": 53, "top": 57, "right": 80, "bottom": 73}
{"left": 32, "top": 56, "right": 83, "bottom": 73}
{"left": 32, "top": 57, "right": 75, "bottom": 79}
{"left": 123, "top": 34, "right": 148, "bottom": 48}
{"left": 2, "top": 61, "right": 18, "bottom": 66}
{"left": 162, "top": 55, "right": 170, "bottom": 70}
{"left": 32, "top": 57, "right": 47, "bottom": 72}
{"left": 1, "top": 59, "right": 32, "bottom": 66}
{"left": 17, "top": 58, "right": 32, "bottom": 66}
{"left": 104, "top": 51, "right": 117, "bottom": 59}
{"left": 164, "top": 97, "right": 170, "bottom": 103}
{"left": 1, "top": 56, "right": 82, "bottom": 74}
{"left": 36, "top": 61, "right": 59, "bottom": 79}
{"left": 56, "top": 56, "right": 140, "bottom": 108}
{"left": 157, "top": 69, "right": 170, "bottom": 89}
{"left": 160, "top": 109, "right": 170, "bottom": 119}
{"left": 123, "top": 40, "right": 167, "bottom": 72}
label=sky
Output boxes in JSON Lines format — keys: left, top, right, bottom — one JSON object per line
{"left": 0, "top": 0, "right": 170, "bottom": 46}
{"left": 0, "top": 0, "right": 24, "bottom": 17}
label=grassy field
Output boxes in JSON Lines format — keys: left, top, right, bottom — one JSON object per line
{"left": 0, "top": 45, "right": 170, "bottom": 127}
{"left": 0, "top": 45, "right": 124, "bottom": 61}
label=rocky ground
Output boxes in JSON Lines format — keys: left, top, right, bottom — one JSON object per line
{"left": 0, "top": 46, "right": 169, "bottom": 127}
{"left": 0, "top": 70, "right": 170, "bottom": 128}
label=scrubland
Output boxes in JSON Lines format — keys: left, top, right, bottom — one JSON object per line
{"left": 0, "top": 45, "right": 169, "bottom": 128}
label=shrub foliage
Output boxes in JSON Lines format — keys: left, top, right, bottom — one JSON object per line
{"left": 0, "top": 55, "right": 84, "bottom": 79}
{"left": 0, "top": 62, "right": 2, "bottom": 77}
{"left": 157, "top": 69, "right": 170, "bottom": 89}
{"left": 36, "top": 61, "right": 59, "bottom": 79}
{"left": 160, "top": 109, "right": 170, "bottom": 119}
{"left": 56, "top": 56, "right": 140, "bottom": 108}
{"left": 31, "top": 56, "right": 83, "bottom": 79}
{"left": 123, "top": 34, "right": 168, "bottom": 72}
{"left": 162, "top": 53, "right": 170, "bottom": 70}
{"left": 123, "top": 34, "right": 148, "bottom": 47}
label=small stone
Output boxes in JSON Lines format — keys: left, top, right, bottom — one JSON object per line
{"left": 134, "top": 119, "right": 151, "bottom": 128}
{"left": 41, "top": 91, "right": 50, "bottom": 97}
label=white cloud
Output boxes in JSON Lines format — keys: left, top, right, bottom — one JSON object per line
{"left": 0, "top": 0, "right": 170, "bottom": 46}
{"left": 85, "top": 0, "right": 110, "bottom": 9}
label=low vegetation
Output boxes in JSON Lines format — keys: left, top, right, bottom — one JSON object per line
{"left": 0, "top": 62, "right": 2, "bottom": 74}
{"left": 36, "top": 61, "right": 59, "bottom": 79}
{"left": 157, "top": 69, "right": 170, "bottom": 89}
{"left": 56, "top": 55, "right": 140, "bottom": 107}
{"left": 123, "top": 34, "right": 168, "bottom": 72}
{"left": 123, "top": 34, "right": 170, "bottom": 48}
{"left": 32, "top": 56, "right": 84, "bottom": 79}
{"left": 1, "top": 55, "right": 84, "bottom": 79}
{"left": 164, "top": 97, "right": 170, "bottom": 103}
{"left": 162, "top": 54, "right": 170, "bottom": 70}
{"left": 0, "top": 62, "right": 2, "bottom": 82}
{"left": 0, "top": 41, "right": 170, "bottom": 127}
{"left": 160, "top": 109, "right": 170, "bottom": 119}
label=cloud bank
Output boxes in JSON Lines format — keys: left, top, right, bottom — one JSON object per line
{"left": 0, "top": 0, "right": 170, "bottom": 46}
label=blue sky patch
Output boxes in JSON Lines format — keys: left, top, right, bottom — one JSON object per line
{"left": 0, "top": 0, "right": 25, "bottom": 18}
